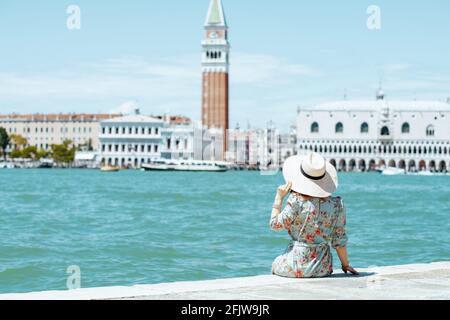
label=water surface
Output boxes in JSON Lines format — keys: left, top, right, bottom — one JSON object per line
{"left": 0, "top": 169, "right": 449, "bottom": 293}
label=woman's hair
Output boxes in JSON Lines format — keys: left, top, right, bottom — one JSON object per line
{"left": 291, "top": 190, "right": 312, "bottom": 201}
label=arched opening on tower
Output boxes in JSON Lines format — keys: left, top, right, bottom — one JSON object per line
{"left": 429, "top": 160, "right": 436, "bottom": 172}
{"left": 349, "top": 159, "right": 357, "bottom": 171}
{"left": 339, "top": 159, "right": 347, "bottom": 172}
{"left": 419, "top": 160, "right": 427, "bottom": 171}
{"left": 388, "top": 160, "right": 396, "bottom": 168}
{"left": 409, "top": 160, "right": 416, "bottom": 172}
{"left": 329, "top": 159, "right": 337, "bottom": 168}
{"left": 358, "top": 159, "right": 367, "bottom": 172}
{"left": 369, "top": 159, "right": 376, "bottom": 172}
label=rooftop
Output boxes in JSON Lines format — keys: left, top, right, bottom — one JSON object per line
{"left": 303, "top": 100, "right": 450, "bottom": 112}
{"left": 102, "top": 114, "right": 164, "bottom": 124}
{"left": 0, "top": 113, "right": 121, "bottom": 122}
{"left": 205, "top": 0, "right": 227, "bottom": 27}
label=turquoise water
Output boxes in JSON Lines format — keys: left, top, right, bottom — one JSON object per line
{"left": 0, "top": 169, "right": 449, "bottom": 294}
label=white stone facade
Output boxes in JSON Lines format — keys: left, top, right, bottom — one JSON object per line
{"left": 297, "top": 92, "right": 450, "bottom": 172}
{"left": 98, "top": 112, "right": 196, "bottom": 168}
{"left": 98, "top": 112, "right": 165, "bottom": 168}
{"left": 161, "top": 122, "right": 195, "bottom": 161}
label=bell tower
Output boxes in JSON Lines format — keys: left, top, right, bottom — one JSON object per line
{"left": 202, "top": 0, "right": 230, "bottom": 159}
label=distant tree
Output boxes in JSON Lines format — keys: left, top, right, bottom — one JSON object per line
{"left": 51, "top": 140, "right": 76, "bottom": 165}
{"left": 10, "top": 149, "right": 23, "bottom": 159}
{"left": 21, "top": 146, "right": 38, "bottom": 159}
{"left": 0, "top": 127, "right": 10, "bottom": 161}
{"left": 10, "top": 134, "right": 28, "bottom": 151}
{"left": 36, "top": 149, "right": 50, "bottom": 160}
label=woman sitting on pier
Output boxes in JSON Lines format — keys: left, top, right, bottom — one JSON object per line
{"left": 270, "top": 152, "right": 359, "bottom": 278}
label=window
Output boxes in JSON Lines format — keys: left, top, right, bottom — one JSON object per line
{"left": 381, "top": 126, "right": 390, "bottom": 136}
{"left": 402, "top": 123, "right": 410, "bottom": 134}
{"left": 335, "top": 122, "right": 344, "bottom": 133}
{"left": 361, "top": 122, "right": 369, "bottom": 133}
{"left": 311, "top": 122, "right": 319, "bottom": 133}
{"left": 426, "top": 125, "right": 435, "bottom": 137}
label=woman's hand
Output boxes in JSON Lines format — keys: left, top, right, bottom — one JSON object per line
{"left": 342, "top": 265, "right": 359, "bottom": 276}
{"left": 277, "top": 181, "right": 292, "bottom": 200}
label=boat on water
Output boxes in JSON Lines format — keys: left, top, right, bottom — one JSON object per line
{"left": 417, "top": 171, "right": 437, "bottom": 176}
{"left": 382, "top": 167, "right": 406, "bottom": 176}
{"left": 142, "top": 159, "right": 229, "bottom": 172}
{"left": 100, "top": 165, "right": 120, "bottom": 172}
{"left": 0, "top": 162, "right": 15, "bottom": 169}
{"left": 37, "top": 159, "right": 54, "bottom": 169}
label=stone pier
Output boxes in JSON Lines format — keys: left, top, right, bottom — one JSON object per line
{"left": 1, "top": 262, "right": 449, "bottom": 300}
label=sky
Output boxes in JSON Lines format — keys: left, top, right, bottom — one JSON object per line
{"left": 0, "top": 0, "right": 449, "bottom": 131}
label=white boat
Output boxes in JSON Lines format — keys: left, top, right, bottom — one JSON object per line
{"left": 142, "top": 159, "right": 228, "bottom": 172}
{"left": 0, "top": 162, "right": 15, "bottom": 169}
{"left": 382, "top": 167, "right": 406, "bottom": 176}
{"left": 417, "top": 171, "right": 435, "bottom": 176}
{"left": 100, "top": 165, "right": 120, "bottom": 172}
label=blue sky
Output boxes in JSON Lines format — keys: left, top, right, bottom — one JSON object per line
{"left": 1, "top": 0, "right": 449, "bottom": 130}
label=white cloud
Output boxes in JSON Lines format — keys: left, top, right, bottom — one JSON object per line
{"left": 383, "top": 63, "right": 411, "bottom": 74}
{"left": 110, "top": 100, "right": 139, "bottom": 115}
{"left": 232, "top": 53, "right": 319, "bottom": 84}
{"left": 0, "top": 53, "right": 319, "bottom": 129}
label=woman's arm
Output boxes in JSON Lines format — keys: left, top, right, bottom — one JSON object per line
{"left": 336, "top": 247, "right": 359, "bottom": 275}
{"left": 269, "top": 182, "right": 292, "bottom": 230}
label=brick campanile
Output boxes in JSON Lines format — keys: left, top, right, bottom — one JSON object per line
{"left": 202, "top": 0, "right": 230, "bottom": 160}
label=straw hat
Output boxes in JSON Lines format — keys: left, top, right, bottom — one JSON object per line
{"left": 283, "top": 152, "right": 338, "bottom": 198}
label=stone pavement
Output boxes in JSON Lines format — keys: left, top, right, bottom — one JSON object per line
{"left": 1, "top": 262, "right": 449, "bottom": 300}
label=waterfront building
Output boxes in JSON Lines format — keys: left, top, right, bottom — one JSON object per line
{"left": 278, "top": 125, "right": 298, "bottom": 164}
{"left": 98, "top": 110, "right": 164, "bottom": 168}
{"left": 98, "top": 109, "right": 195, "bottom": 168}
{"left": 226, "top": 122, "right": 292, "bottom": 170}
{"left": 296, "top": 90, "right": 450, "bottom": 172}
{"left": 0, "top": 113, "right": 118, "bottom": 152}
{"left": 161, "top": 117, "right": 195, "bottom": 161}
{"left": 201, "top": 0, "right": 230, "bottom": 159}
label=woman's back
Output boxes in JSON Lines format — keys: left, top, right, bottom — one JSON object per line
{"left": 284, "top": 194, "right": 347, "bottom": 248}
{"left": 270, "top": 193, "right": 348, "bottom": 278}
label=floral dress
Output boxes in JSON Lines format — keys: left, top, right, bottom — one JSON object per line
{"left": 270, "top": 194, "right": 348, "bottom": 278}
